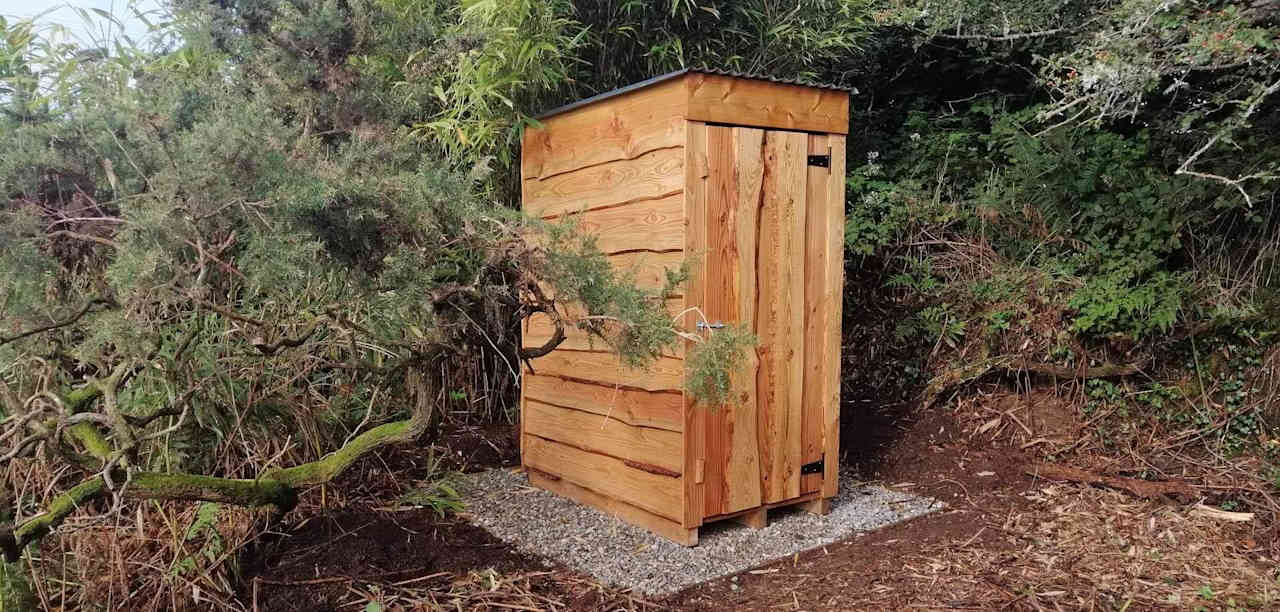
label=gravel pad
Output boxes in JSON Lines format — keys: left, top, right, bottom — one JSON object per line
{"left": 460, "top": 469, "right": 941, "bottom": 597}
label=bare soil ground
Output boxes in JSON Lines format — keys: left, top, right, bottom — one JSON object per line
{"left": 242, "top": 396, "right": 1279, "bottom": 610}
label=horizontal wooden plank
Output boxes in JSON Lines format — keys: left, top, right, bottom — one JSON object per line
{"left": 522, "top": 373, "right": 683, "bottom": 432}
{"left": 524, "top": 400, "right": 682, "bottom": 473}
{"left": 524, "top": 297, "right": 685, "bottom": 356}
{"left": 611, "top": 251, "right": 686, "bottom": 292}
{"left": 527, "top": 253, "right": 685, "bottom": 324}
{"left": 556, "top": 193, "right": 683, "bottom": 254}
{"left": 526, "top": 350, "right": 683, "bottom": 392}
{"left": 524, "top": 434, "right": 683, "bottom": 521}
{"left": 524, "top": 147, "right": 683, "bottom": 219}
{"left": 522, "top": 78, "right": 686, "bottom": 180}
{"left": 528, "top": 470, "right": 696, "bottom": 546}
{"left": 685, "top": 73, "right": 849, "bottom": 135}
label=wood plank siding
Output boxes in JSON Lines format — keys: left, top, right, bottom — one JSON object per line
{"left": 521, "top": 80, "right": 688, "bottom": 526}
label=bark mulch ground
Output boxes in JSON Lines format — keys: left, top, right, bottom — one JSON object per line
{"left": 243, "top": 403, "right": 1279, "bottom": 610}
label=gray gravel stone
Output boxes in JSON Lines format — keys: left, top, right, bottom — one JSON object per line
{"left": 459, "top": 468, "right": 941, "bottom": 597}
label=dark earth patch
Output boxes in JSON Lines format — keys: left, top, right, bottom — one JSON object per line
{"left": 246, "top": 511, "right": 537, "bottom": 611}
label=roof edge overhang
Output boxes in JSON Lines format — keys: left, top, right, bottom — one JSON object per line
{"left": 534, "top": 68, "right": 854, "bottom": 121}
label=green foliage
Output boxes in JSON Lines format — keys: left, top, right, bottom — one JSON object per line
{"left": 171, "top": 503, "right": 225, "bottom": 577}
{"left": 538, "top": 221, "right": 685, "bottom": 367}
{"left": 684, "top": 324, "right": 757, "bottom": 406}
{"left": 0, "top": 561, "right": 34, "bottom": 612}
{"left": 1068, "top": 271, "right": 1186, "bottom": 337}
{"left": 571, "top": 0, "right": 870, "bottom": 89}
{"left": 0, "top": 0, "right": 690, "bottom": 514}
{"left": 414, "top": 0, "right": 582, "bottom": 164}
{"left": 853, "top": 94, "right": 1272, "bottom": 341}
{"left": 397, "top": 455, "right": 464, "bottom": 517}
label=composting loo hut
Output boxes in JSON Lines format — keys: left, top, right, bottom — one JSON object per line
{"left": 520, "top": 69, "right": 849, "bottom": 546}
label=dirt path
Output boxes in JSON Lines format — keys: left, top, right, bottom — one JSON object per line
{"left": 245, "top": 404, "right": 1277, "bottom": 610}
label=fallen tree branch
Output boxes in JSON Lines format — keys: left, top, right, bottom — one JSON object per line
{"left": 0, "top": 471, "right": 298, "bottom": 562}
{"left": 1010, "top": 359, "right": 1140, "bottom": 379}
{"left": 0, "top": 420, "right": 420, "bottom": 562}
{"left": 924, "top": 356, "right": 1142, "bottom": 407}
{"left": 1026, "top": 463, "right": 1198, "bottom": 502}
{"left": 0, "top": 349, "right": 447, "bottom": 562}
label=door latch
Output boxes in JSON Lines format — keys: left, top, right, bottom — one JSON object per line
{"left": 806, "top": 154, "right": 830, "bottom": 168}
{"left": 800, "top": 460, "right": 824, "bottom": 475}
{"left": 696, "top": 321, "right": 725, "bottom": 331}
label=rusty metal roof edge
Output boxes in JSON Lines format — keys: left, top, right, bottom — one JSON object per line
{"left": 533, "top": 67, "right": 855, "bottom": 120}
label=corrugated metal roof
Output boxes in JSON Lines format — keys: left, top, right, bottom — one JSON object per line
{"left": 535, "top": 68, "right": 855, "bottom": 120}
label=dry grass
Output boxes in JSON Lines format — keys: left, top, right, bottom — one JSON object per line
{"left": 20, "top": 500, "right": 267, "bottom": 611}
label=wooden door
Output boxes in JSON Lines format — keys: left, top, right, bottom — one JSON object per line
{"left": 687, "top": 123, "right": 845, "bottom": 520}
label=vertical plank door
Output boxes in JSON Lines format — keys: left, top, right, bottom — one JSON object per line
{"left": 755, "top": 130, "right": 809, "bottom": 504}
{"left": 695, "top": 126, "right": 843, "bottom": 517}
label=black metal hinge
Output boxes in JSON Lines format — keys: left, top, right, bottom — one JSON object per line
{"left": 800, "top": 459, "right": 824, "bottom": 475}
{"left": 807, "top": 154, "right": 830, "bottom": 168}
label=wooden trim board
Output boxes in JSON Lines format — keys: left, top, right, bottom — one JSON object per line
{"left": 685, "top": 73, "right": 849, "bottom": 135}
{"left": 681, "top": 120, "right": 708, "bottom": 529}
{"left": 821, "top": 135, "right": 846, "bottom": 498}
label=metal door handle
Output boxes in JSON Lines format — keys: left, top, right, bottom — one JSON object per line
{"left": 696, "top": 321, "right": 725, "bottom": 330}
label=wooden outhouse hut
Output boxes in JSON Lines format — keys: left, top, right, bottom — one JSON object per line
{"left": 520, "top": 69, "right": 849, "bottom": 545}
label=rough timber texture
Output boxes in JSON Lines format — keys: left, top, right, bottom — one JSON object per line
{"left": 522, "top": 374, "right": 683, "bottom": 432}
{"left": 553, "top": 193, "right": 684, "bottom": 254}
{"left": 698, "top": 125, "right": 764, "bottom": 518}
{"left": 524, "top": 400, "right": 682, "bottom": 473}
{"left": 523, "top": 435, "right": 682, "bottom": 521}
{"left": 681, "top": 120, "right": 708, "bottom": 529}
{"left": 755, "top": 130, "right": 808, "bottom": 504}
{"left": 684, "top": 72, "right": 850, "bottom": 135}
{"left": 522, "top": 72, "right": 847, "bottom": 545}
{"left": 521, "top": 78, "right": 686, "bottom": 180}
{"left": 523, "top": 146, "right": 683, "bottom": 219}
{"left": 521, "top": 79, "right": 688, "bottom": 528}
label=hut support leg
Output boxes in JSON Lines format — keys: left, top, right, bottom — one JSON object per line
{"left": 800, "top": 497, "right": 831, "bottom": 516}
{"left": 675, "top": 528, "right": 699, "bottom": 547}
{"left": 733, "top": 507, "right": 768, "bottom": 529}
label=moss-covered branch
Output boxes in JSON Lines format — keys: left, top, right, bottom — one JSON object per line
{"left": 2, "top": 405, "right": 430, "bottom": 561}
{"left": 3, "top": 354, "right": 441, "bottom": 568}
{"left": 61, "top": 387, "right": 112, "bottom": 462}
{"left": 269, "top": 418, "right": 420, "bottom": 486}
{"left": 128, "top": 472, "right": 298, "bottom": 510}
{"left": 924, "top": 354, "right": 1143, "bottom": 407}
{"left": 1, "top": 470, "right": 298, "bottom": 562}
